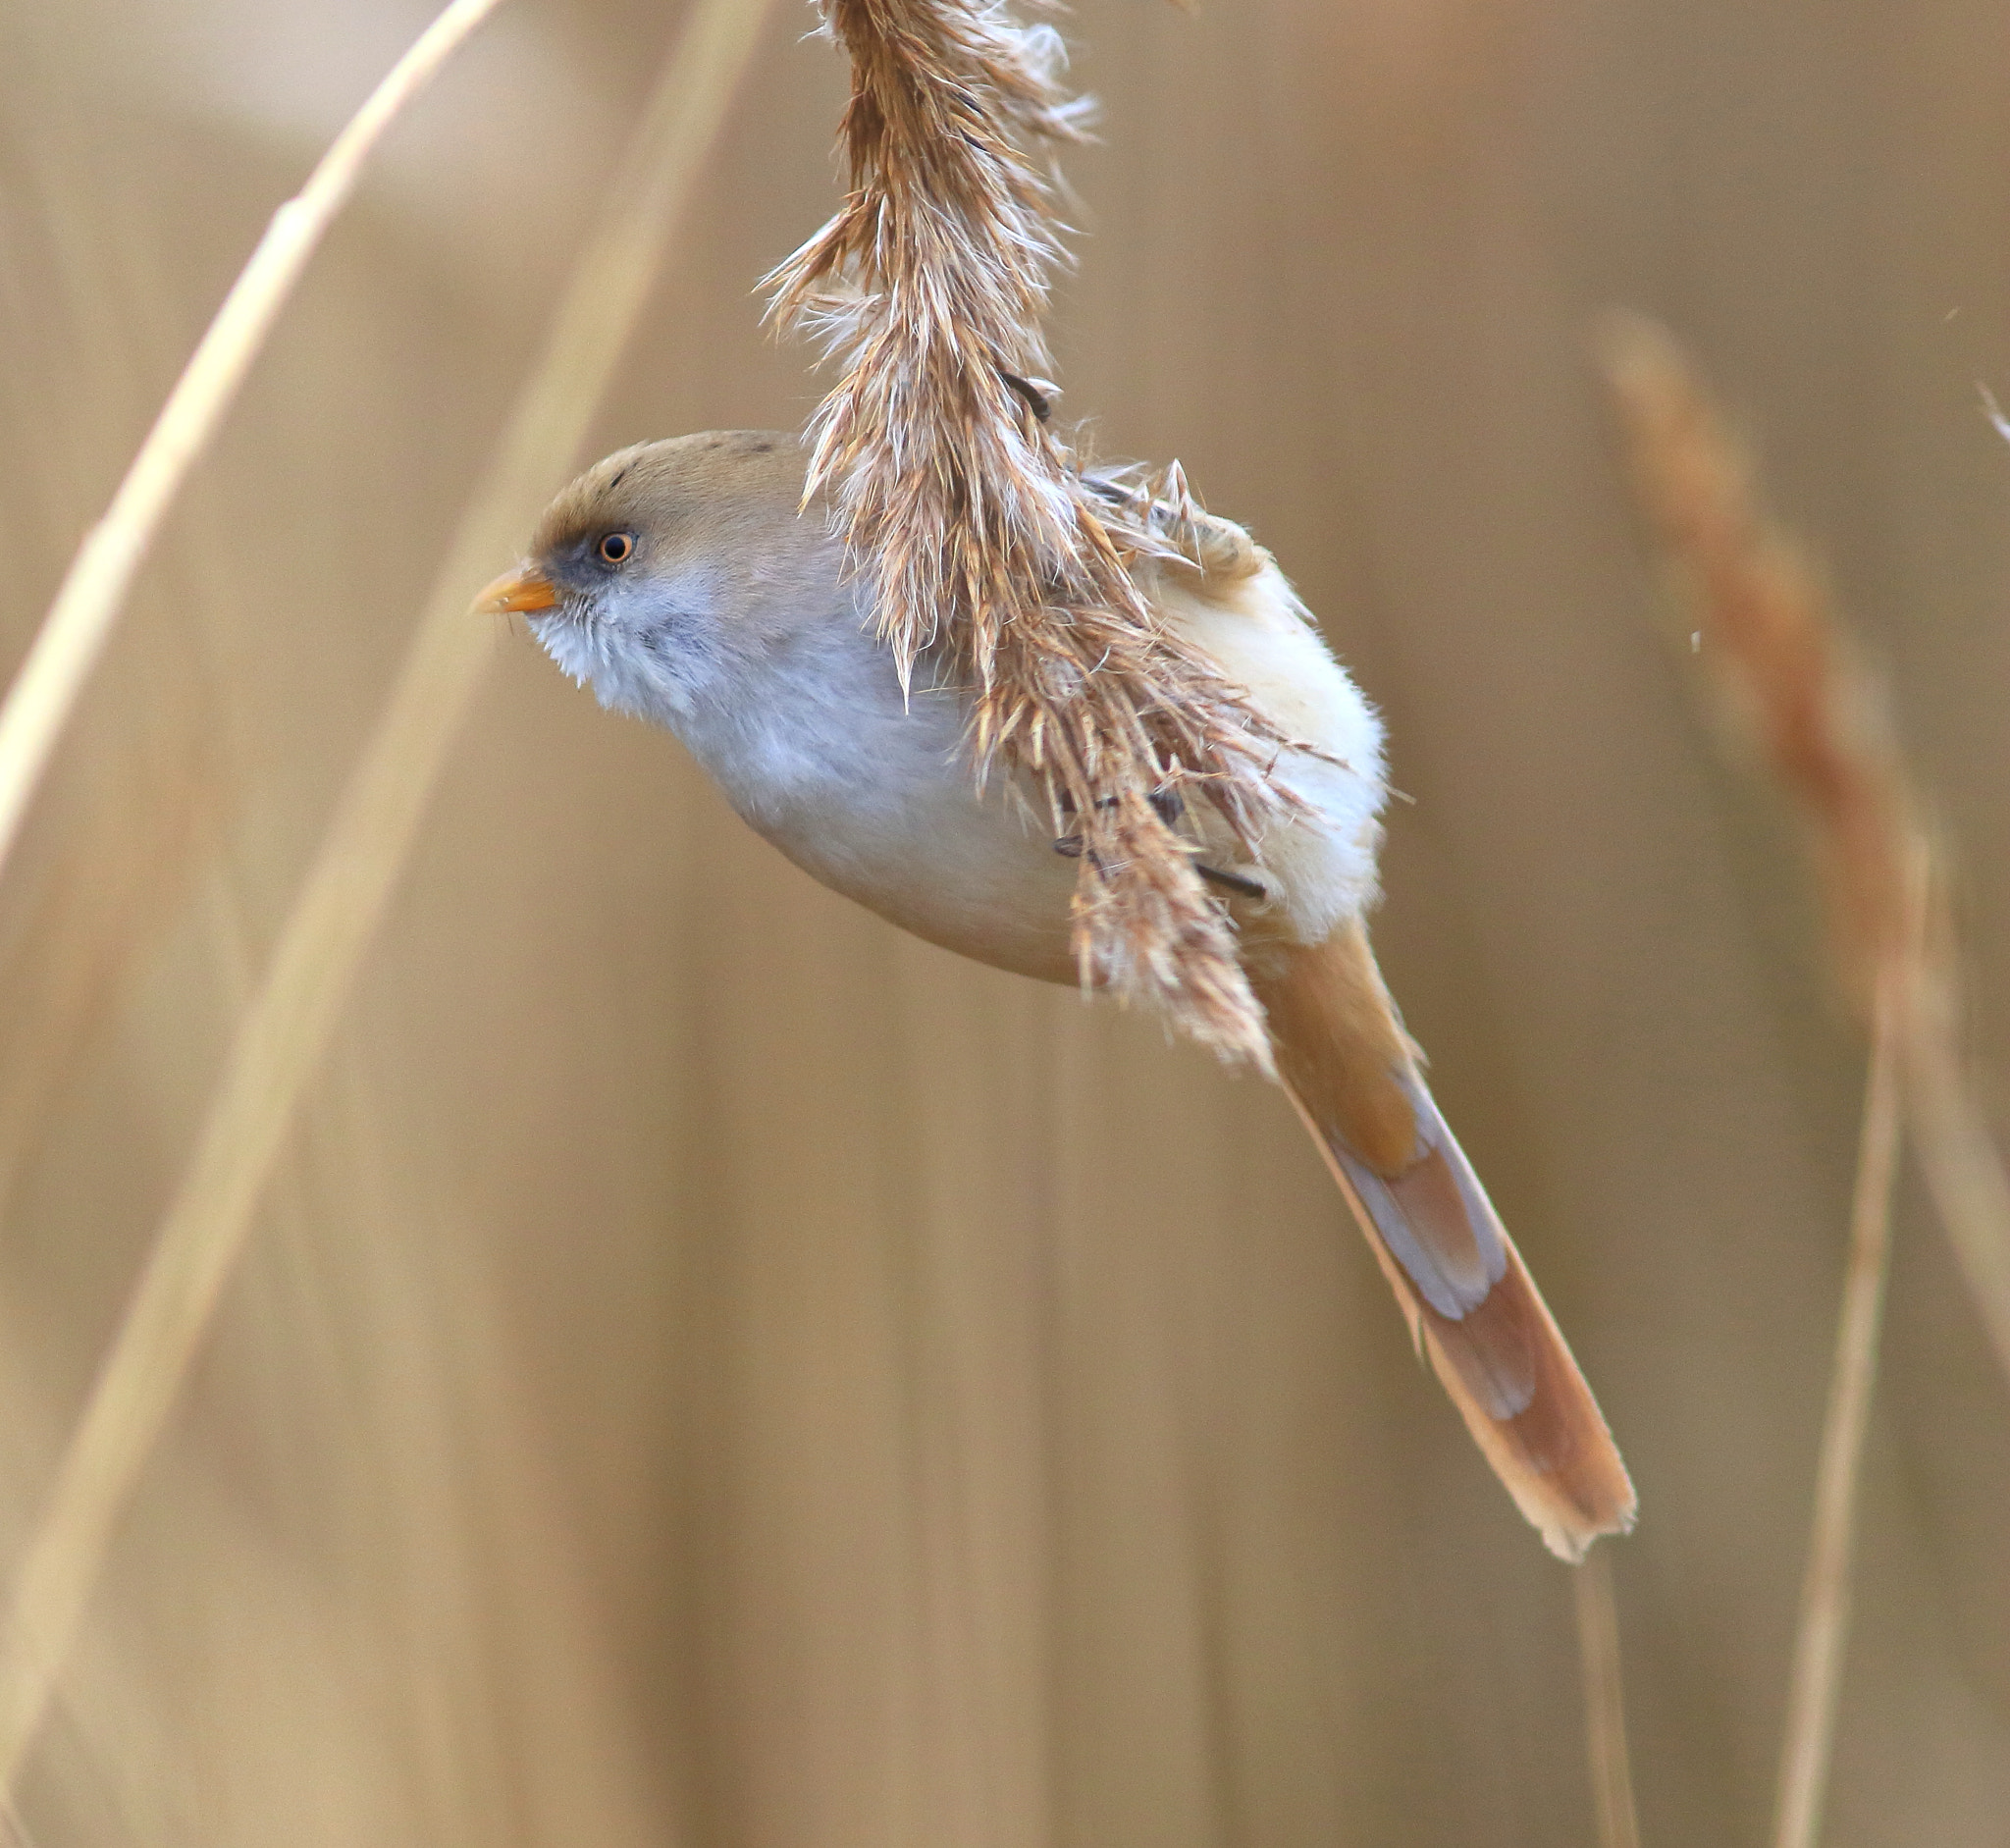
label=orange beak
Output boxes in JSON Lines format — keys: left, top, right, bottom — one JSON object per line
{"left": 474, "top": 565, "right": 559, "bottom": 615}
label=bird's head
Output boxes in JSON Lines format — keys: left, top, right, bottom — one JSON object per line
{"left": 475, "top": 430, "right": 844, "bottom": 727}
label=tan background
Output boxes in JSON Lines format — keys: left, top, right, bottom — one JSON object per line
{"left": 3, "top": 0, "right": 2009, "bottom": 1841}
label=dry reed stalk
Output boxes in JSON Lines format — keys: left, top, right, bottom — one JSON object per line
{"left": 1572, "top": 1548, "right": 1643, "bottom": 1848}
{"left": 0, "top": 745, "right": 215, "bottom": 1228}
{"left": 1894, "top": 904, "right": 2010, "bottom": 1391}
{"left": 1601, "top": 315, "right": 2010, "bottom": 1383}
{"left": 0, "top": 0, "right": 507, "bottom": 887}
{"left": 1772, "top": 945, "right": 1906, "bottom": 1848}
{"left": 1601, "top": 315, "right": 2010, "bottom": 1848}
{"left": 768, "top": 0, "right": 1297, "bottom": 1066}
{"left": 0, "top": 0, "right": 774, "bottom": 1798}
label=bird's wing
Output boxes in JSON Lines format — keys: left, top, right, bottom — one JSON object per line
{"left": 1253, "top": 922, "right": 1637, "bottom": 1560}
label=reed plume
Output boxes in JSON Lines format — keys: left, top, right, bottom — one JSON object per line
{"left": 1602, "top": 315, "right": 2010, "bottom": 1383}
{"left": 768, "top": 0, "right": 1298, "bottom": 1064}
{"left": 1602, "top": 318, "right": 1913, "bottom": 1005}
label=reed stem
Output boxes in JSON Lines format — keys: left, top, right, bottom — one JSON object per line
{"left": 1574, "top": 1548, "right": 1644, "bottom": 1848}
{"left": 0, "top": 0, "right": 507, "bottom": 885}
{"left": 1772, "top": 950, "right": 1906, "bottom": 1848}
{"left": 1898, "top": 949, "right": 2010, "bottom": 1390}
{"left": 0, "top": 0, "right": 773, "bottom": 1799}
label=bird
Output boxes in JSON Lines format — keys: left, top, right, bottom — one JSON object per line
{"left": 477, "top": 429, "right": 1636, "bottom": 1559}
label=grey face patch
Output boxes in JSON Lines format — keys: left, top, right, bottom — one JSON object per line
{"left": 530, "top": 573, "right": 720, "bottom": 723}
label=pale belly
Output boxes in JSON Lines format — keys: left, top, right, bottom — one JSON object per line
{"left": 679, "top": 560, "right": 1388, "bottom": 989}
{"left": 733, "top": 720, "right": 1090, "bottom": 986}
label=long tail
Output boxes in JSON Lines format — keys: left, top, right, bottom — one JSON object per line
{"left": 1252, "top": 923, "right": 1636, "bottom": 1559}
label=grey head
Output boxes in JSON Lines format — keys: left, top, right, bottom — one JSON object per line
{"left": 483, "top": 430, "right": 974, "bottom": 837}
{"left": 486, "top": 430, "right": 865, "bottom": 727}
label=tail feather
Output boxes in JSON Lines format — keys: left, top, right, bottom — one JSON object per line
{"left": 1256, "top": 924, "right": 1637, "bottom": 1561}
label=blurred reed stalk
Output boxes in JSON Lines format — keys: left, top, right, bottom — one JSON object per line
{"left": 1573, "top": 1549, "right": 1643, "bottom": 1848}
{"left": 1772, "top": 948, "right": 1906, "bottom": 1848}
{"left": 1601, "top": 314, "right": 2010, "bottom": 1848}
{"left": 0, "top": 0, "right": 774, "bottom": 1800}
{"left": 0, "top": 0, "right": 507, "bottom": 885}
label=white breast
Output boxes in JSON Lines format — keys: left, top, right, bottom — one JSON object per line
{"left": 671, "top": 559, "right": 1387, "bottom": 988}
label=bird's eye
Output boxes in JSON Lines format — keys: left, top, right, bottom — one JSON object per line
{"left": 598, "top": 531, "right": 635, "bottom": 564}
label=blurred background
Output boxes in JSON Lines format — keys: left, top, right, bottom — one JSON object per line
{"left": 3, "top": 0, "right": 2009, "bottom": 1841}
